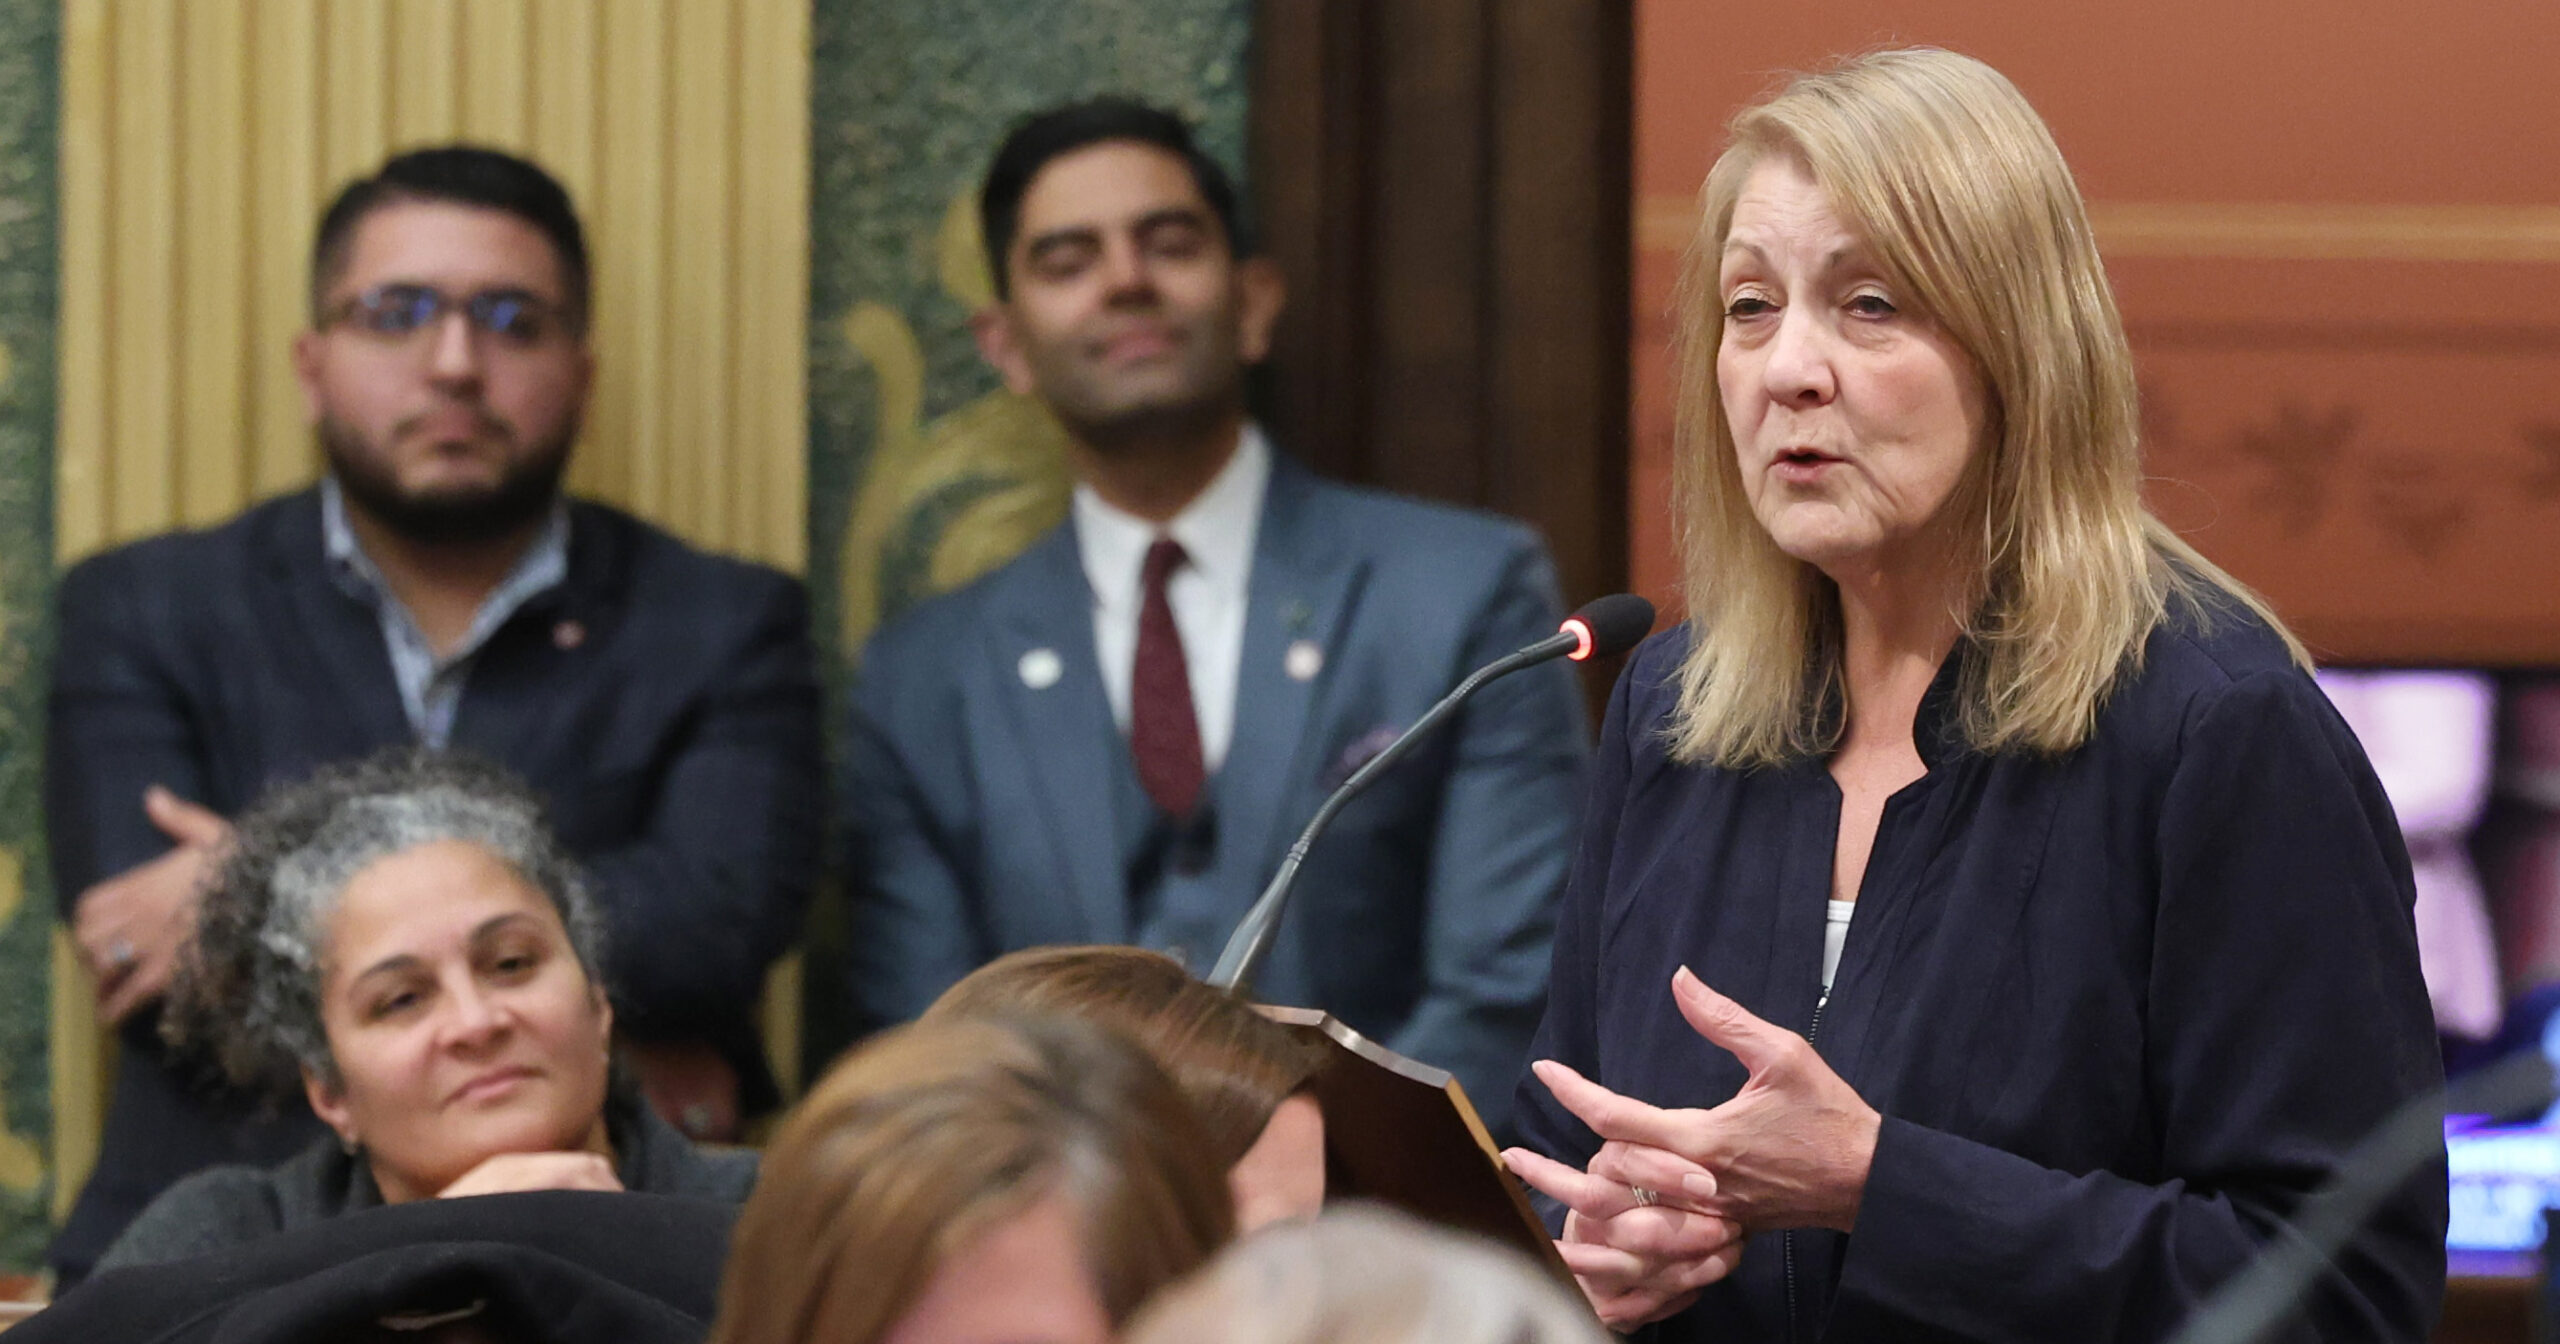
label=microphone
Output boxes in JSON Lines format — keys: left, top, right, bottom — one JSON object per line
{"left": 1205, "top": 593, "right": 1656, "bottom": 995}
{"left": 2168, "top": 1030, "right": 2554, "bottom": 1344}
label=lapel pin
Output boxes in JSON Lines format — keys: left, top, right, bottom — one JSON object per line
{"left": 1018, "top": 647, "right": 1063, "bottom": 690}
{"left": 552, "top": 619, "right": 586, "bottom": 650}
{"left": 1282, "top": 598, "right": 1312, "bottom": 632}
{"left": 1285, "top": 638, "right": 1324, "bottom": 683}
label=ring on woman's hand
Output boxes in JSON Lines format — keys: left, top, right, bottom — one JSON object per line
{"left": 106, "top": 938, "right": 137, "bottom": 970}
{"left": 1629, "top": 1184, "right": 1659, "bottom": 1208}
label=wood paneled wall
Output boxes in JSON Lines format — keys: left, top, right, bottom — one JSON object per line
{"left": 1250, "top": 0, "right": 1631, "bottom": 622}
{"left": 51, "top": 0, "right": 810, "bottom": 1218}
{"left": 1629, "top": 2, "right": 2560, "bottom": 665}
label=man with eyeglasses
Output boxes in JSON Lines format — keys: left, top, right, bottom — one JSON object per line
{"left": 44, "top": 145, "right": 820, "bottom": 1285}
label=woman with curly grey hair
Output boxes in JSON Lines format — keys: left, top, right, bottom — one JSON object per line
{"left": 94, "top": 748, "right": 756, "bottom": 1272}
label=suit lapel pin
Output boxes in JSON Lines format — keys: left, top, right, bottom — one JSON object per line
{"left": 1019, "top": 647, "right": 1063, "bottom": 690}
{"left": 1285, "top": 638, "right": 1324, "bottom": 683}
{"left": 1282, "top": 598, "right": 1313, "bottom": 633}
{"left": 553, "top": 619, "right": 586, "bottom": 650}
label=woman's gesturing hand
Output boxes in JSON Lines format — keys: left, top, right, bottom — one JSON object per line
{"left": 1542, "top": 966, "right": 1884, "bottom": 1237}
{"left": 1501, "top": 1143, "right": 1744, "bottom": 1330}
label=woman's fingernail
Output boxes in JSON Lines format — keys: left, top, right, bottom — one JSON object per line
{"left": 1682, "top": 1171, "right": 1716, "bottom": 1198}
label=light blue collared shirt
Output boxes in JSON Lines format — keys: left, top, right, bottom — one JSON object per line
{"left": 321, "top": 476, "right": 571, "bottom": 748}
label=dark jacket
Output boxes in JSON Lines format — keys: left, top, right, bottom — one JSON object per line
{"left": 93, "top": 1088, "right": 758, "bottom": 1274}
{"left": 47, "top": 488, "right": 819, "bottom": 1280}
{"left": 21, "top": 1189, "right": 739, "bottom": 1344}
{"left": 1517, "top": 602, "right": 2447, "bottom": 1342}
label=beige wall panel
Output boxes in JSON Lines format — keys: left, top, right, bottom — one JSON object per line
{"left": 178, "top": 2, "right": 250, "bottom": 520}
{"left": 737, "top": 0, "right": 808, "bottom": 567}
{"left": 526, "top": 0, "right": 595, "bottom": 196}
{"left": 54, "top": 0, "right": 812, "bottom": 1211}
{"left": 320, "top": 2, "right": 392, "bottom": 189}
{"left": 669, "top": 1, "right": 735, "bottom": 546}
{"left": 585, "top": 0, "right": 670, "bottom": 518}
{"left": 248, "top": 0, "right": 325, "bottom": 497}
{"left": 106, "top": 0, "right": 176, "bottom": 540}
{"left": 459, "top": 0, "right": 533, "bottom": 146}
{"left": 391, "top": 0, "right": 461, "bottom": 142}
{"left": 55, "top": 0, "right": 106, "bottom": 553}
{"left": 47, "top": 0, "right": 109, "bottom": 1224}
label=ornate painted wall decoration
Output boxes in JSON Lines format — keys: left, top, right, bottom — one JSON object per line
{"left": 809, "top": 0, "right": 1251, "bottom": 656}
{"left": 804, "top": 0, "right": 1251, "bottom": 1065}
{"left": 0, "top": 0, "right": 55, "bottom": 1273}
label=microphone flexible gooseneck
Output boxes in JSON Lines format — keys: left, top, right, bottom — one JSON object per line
{"left": 1205, "top": 593, "right": 1655, "bottom": 995}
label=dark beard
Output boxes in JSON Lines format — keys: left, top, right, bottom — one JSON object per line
{"left": 321, "top": 415, "right": 573, "bottom": 547}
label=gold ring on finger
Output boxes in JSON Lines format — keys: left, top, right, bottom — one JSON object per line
{"left": 1629, "top": 1184, "right": 1658, "bottom": 1207}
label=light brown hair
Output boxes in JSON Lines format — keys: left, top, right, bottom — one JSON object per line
{"left": 1668, "top": 47, "right": 2301, "bottom": 768}
{"left": 926, "top": 945, "right": 1331, "bottom": 1170}
{"left": 1125, "top": 1205, "right": 1609, "bottom": 1344}
{"left": 708, "top": 1015, "right": 1234, "bottom": 1344}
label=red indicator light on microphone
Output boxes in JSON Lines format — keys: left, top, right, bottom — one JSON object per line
{"left": 1562, "top": 618, "right": 1597, "bottom": 662}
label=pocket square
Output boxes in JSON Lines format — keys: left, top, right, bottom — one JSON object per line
{"left": 1322, "top": 724, "right": 1405, "bottom": 791}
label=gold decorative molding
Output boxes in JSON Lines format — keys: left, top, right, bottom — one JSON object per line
{"left": 2087, "top": 202, "right": 2560, "bottom": 264}
{"left": 1636, "top": 193, "right": 2560, "bottom": 264}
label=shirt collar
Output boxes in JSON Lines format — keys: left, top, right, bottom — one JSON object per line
{"left": 1072, "top": 424, "right": 1271, "bottom": 605}
{"left": 320, "top": 475, "right": 572, "bottom": 624}
{"left": 1908, "top": 637, "right": 1978, "bottom": 770}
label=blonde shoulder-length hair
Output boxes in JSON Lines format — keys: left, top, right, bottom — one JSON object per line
{"left": 708, "top": 1015, "right": 1235, "bottom": 1344}
{"left": 1669, "top": 46, "right": 2302, "bottom": 768}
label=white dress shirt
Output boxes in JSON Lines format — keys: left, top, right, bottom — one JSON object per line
{"left": 1073, "top": 426, "right": 1270, "bottom": 773}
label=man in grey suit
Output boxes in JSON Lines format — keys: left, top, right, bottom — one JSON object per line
{"left": 841, "top": 98, "right": 1586, "bottom": 1132}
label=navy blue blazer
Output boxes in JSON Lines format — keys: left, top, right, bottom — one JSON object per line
{"left": 46, "top": 488, "right": 820, "bottom": 1279}
{"left": 1518, "top": 604, "right": 2446, "bottom": 1342}
{"left": 843, "top": 457, "right": 1588, "bottom": 1130}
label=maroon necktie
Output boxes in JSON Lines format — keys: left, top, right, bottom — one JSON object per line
{"left": 1131, "top": 537, "right": 1205, "bottom": 818}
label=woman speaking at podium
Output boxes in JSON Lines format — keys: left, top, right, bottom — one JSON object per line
{"left": 1503, "top": 48, "right": 2445, "bottom": 1342}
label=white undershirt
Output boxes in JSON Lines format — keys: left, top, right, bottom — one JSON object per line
{"left": 1821, "top": 899, "right": 1856, "bottom": 997}
{"left": 1073, "top": 426, "right": 1270, "bottom": 773}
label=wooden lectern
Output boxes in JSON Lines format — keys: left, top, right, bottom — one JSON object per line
{"left": 1257, "top": 1005, "right": 1575, "bottom": 1289}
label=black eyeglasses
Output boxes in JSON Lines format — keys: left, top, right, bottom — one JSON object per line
{"left": 325, "top": 283, "right": 572, "bottom": 344}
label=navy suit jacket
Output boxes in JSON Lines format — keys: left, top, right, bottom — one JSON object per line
{"left": 46, "top": 488, "right": 820, "bottom": 1279}
{"left": 843, "top": 457, "right": 1588, "bottom": 1131}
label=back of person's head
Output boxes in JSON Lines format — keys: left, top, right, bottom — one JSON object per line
{"left": 977, "top": 95, "right": 1246, "bottom": 297}
{"left": 710, "top": 1015, "right": 1234, "bottom": 1344}
{"left": 311, "top": 144, "right": 591, "bottom": 330}
{"left": 926, "top": 946, "right": 1329, "bottom": 1169}
{"left": 1124, "top": 1206, "right": 1608, "bottom": 1344}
